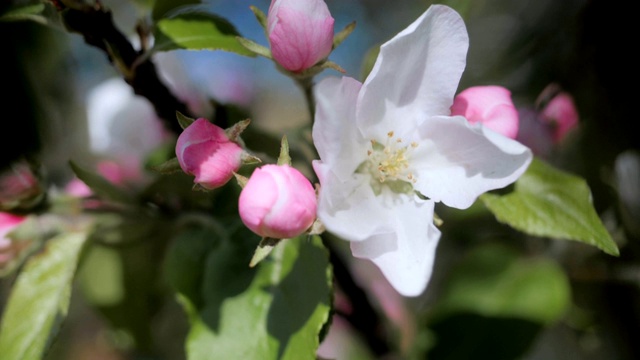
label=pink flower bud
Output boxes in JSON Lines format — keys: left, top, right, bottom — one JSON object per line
{"left": 450, "top": 85, "right": 520, "bottom": 139}
{"left": 540, "top": 92, "right": 579, "bottom": 143}
{"left": 0, "top": 160, "right": 45, "bottom": 211}
{"left": 176, "top": 118, "right": 244, "bottom": 190}
{"left": 239, "top": 164, "right": 317, "bottom": 239}
{"left": 267, "top": 0, "right": 335, "bottom": 72}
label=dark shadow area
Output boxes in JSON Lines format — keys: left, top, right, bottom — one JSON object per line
{"left": 427, "top": 313, "right": 542, "bottom": 360}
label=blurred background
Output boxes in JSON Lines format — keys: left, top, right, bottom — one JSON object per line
{"left": 2, "top": 0, "right": 639, "bottom": 359}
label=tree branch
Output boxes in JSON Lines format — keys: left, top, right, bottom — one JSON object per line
{"left": 56, "top": 1, "right": 193, "bottom": 134}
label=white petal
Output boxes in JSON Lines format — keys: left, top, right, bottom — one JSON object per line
{"left": 351, "top": 194, "right": 440, "bottom": 297}
{"left": 314, "top": 162, "right": 396, "bottom": 242}
{"left": 356, "top": 5, "right": 468, "bottom": 139}
{"left": 313, "top": 76, "right": 369, "bottom": 180}
{"left": 412, "top": 115, "right": 532, "bottom": 209}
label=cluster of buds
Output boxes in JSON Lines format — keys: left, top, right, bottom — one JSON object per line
{"left": 450, "top": 84, "right": 580, "bottom": 152}
{"left": 173, "top": 115, "right": 319, "bottom": 264}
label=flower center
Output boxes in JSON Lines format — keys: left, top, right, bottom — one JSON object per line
{"left": 357, "top": 131, "right": 418, "bottom": 195}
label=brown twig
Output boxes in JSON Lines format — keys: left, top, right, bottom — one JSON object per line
{"left": 56, "top": 0, "right": 192, "bottom": 134}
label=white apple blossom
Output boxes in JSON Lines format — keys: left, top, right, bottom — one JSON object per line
{"left": 312, "top": 5, "right": 533, "bottom": 296}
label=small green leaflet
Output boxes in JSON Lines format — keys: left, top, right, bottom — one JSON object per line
{"left": 152, "top": 11, "right": 254, "bottom": 56}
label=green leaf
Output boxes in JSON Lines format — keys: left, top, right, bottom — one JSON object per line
{"left": 0, "top": 232, "right": 88, "bottom": 359}
{"left": 481, "top": 158, "right": 619, "bottom": 256}
{"left": 152, "top": 0, "right": 200, "bottom": 22}
{"left": 68, "top": 161, "right": 134, "bottom": 205}
{"left": 152, "top": 11, "right": 254, "bottom": 56}
{"left": 166, "top": 225, "right": 333, "bottom": 360}
{"left": 164, "top": 226, "right": 221, "bottom": 309}
{"left": 432, "top": 243, "right": 571, "bottom": 325}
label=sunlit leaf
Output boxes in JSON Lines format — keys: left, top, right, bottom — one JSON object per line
{"left": 0, "top": 232, "right": 88, "bottom": 359}
{"left": 166, "top": 225, "right": 333, "bottom": 360}
{"left": 481, "top": 158, "right": 619, "bottom": 256}
{"left": 152, "top": 11, "right": 254, "bottom": 56}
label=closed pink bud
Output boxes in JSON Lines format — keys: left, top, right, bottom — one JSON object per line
{"left": 450, "top": 85, "right": 520, "bottom": 139}
{"left": 176, "top": 118, "right": 244, "bottom": 190}
{"left": 267, "top": 0, "right": 335, "bottom": 72}
{"left": 239, "top": 164, "right": 317, "bottom": 239}
{"left": 0, "top": 161, "right": 45, "bottom": 212}
{"left": 540, "top": 92, "right": 579, "bottom": 142}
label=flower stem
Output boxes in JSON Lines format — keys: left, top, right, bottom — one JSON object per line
{"left": 296, "top": 76, "right": 316, "bottom": 125}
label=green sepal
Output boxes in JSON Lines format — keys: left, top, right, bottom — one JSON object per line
{"left": 333, "top": 21, "right": 356, "bottom": 49}
{"left": 236, "top": 36, "right": 272, "bottom": 59}
{"left": 249, "top": 237, "right": 284, "bottom": 268}
{"left": 307, "top": 219, "right": 325, "bottom": 236}
{"left": 277, "top": 135, "right": 292, "bottom": 166}
{"left": 177, "top": 110, "right": 196, "bottom": 130}
{"left": 224, "top": 118, "right": 251, "bottom": 142}
{"left": 233, "top": 173, "right": 249, "bottom": 188}
{"left": 150, "top": 157, "right": 183, "bottom": 174}
{"left": 241, "top": 153, "right": 262, "bottom": 165}
{"left": 249, "top": 5, "right": 268, "bottom": 35}
{"left": 320, "top": 60, "right": 346, "bottom": 74}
